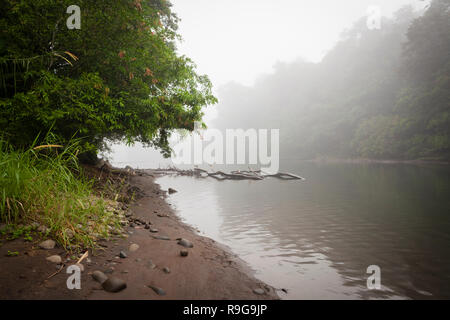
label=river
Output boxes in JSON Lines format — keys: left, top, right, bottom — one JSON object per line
{"left": 155, "top": 161, "right": 450, "bottom": 299}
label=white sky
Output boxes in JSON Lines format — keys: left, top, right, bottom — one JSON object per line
{"left": 172, "top": 0, "right": 429, "bottom": 88}
{"left": 110, "top": 0, "right": 430, "bottom": 166}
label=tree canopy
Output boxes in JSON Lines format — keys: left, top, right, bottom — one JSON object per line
{"left": 214, "top": 0, "right": 450, "bottom": 161}
{"left": 0, "top": 0, "right": 217, "bottom": 160}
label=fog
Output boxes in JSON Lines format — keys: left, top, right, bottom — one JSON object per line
{"left": 173, "top": 0, "right": 428, "bottom": 87}
{"left": 109, "top": 0, "right": 448, "bottom": 167}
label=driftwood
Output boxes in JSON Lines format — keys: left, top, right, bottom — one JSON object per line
{"left": 150, "top": 166, "right": 305, "bottom": 181}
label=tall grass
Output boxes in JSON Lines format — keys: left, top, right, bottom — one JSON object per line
{"left": 0, "top": 138, "right": 122, "bottom": 251}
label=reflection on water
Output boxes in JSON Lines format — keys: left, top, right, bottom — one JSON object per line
{"left": 156, "top": 162, "right": 450, "bottom": 299}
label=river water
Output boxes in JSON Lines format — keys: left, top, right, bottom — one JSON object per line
{"left": 155, "top": 161, "right": 450, "bottom": 299}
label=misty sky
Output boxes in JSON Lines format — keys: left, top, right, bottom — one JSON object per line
{"left": 110, "top": 0, "right": 430, "bottom": 167}
{"left": 172, "top": 0, "right": 429, "bottom": 88}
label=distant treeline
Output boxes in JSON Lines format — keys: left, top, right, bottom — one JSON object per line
{"left": 214, "top": 0, "right": 450, "bottom": 161}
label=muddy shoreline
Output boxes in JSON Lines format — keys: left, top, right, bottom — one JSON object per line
{"left": 0, "top": 170, "right": 279, "bottom": 300}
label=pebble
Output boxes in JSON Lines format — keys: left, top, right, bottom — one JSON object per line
{"left": 92, "top": 271, "right": 108, "bottom": 284}
{"left": 102, "top": 277, "right": 127, "bottom": 293}
{"left": 162, "top": 267, "right": 170, "bottom": 274}
{"left": 180, "top": 250, "right": 189, "bottom": 257}
{"left": 129, "top": 244, "right": 139, "bottom": 252}
{"left": 144, "top": 224, "right": 150, "bottom": 229}
{"left": 147, "top": 260, "right": 156, "bottom": 269}
{"left": 37, "top": 225, "right": 50, "bottom": 233}
{"left": 253, "top": 288, "right": 265, "bottom": 295}
{"left": 119, "top": 251, "right": 127, "bottom": 258}
{"left": 65, "top": 229, "right": 74, "bottom": 239}
{"left": 39, "top": 240, "right": 56, "bottom": 250}
{"left": 148, "top": 285, "right": 166, "bottom": 296}
{"left": 177, "top": 238, "right": 194, "bottom": 248}
{"left": 168, "top": 188, "right": 177, "bottom": 194}
{"left": 149, "top": 228, "right": 159, "bottom": 233}
{"left": 46, "top": 255, "right": 62, "bottom": 264}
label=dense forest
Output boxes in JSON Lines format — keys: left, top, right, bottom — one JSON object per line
{"left": 0, "top": 0, "right": 216, "bottom": 161}
{"left": 214, "top": 0, "right": 450, "bottom": 161}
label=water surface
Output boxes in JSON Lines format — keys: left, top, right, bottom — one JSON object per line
{"left": 156, "top": 162, "right": 450, "bottom": 299}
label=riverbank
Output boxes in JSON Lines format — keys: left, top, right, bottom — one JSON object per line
{"left": 0, "top": 166, "right": 278, "bottom": 300}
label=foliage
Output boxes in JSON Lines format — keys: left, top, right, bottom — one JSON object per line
{"left": 0, "top": 0, "right": 217, "bottom": 158}
{"left": 0, "top": 137, "right": 123, "bottom": 251}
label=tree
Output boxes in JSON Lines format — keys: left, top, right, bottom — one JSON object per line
{"left": 0, "top": 0, "right": 217, "bottom": 160}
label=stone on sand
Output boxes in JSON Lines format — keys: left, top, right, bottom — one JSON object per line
{"left": 92, "top": 270, "right": 108, "bottom": 284}
{"left": 102, "top": 277, "right": 127, "bottom": 293}
{"left": 46, "top": 255, "right": 62, "bottom": 264}
{"left": 129, "top": 243, "right": 139, "bottom": 252}
{"left": 180, "top": 249, "right": 189, "bottom": 257}
{"left": 253, "top": 288, "right": 265, "bottom": 295}
{"left": 39, "top": 239, "right": 56, "bottom": 250}
{"left": 177, "top": 238, "right": 194, "bottom": 248}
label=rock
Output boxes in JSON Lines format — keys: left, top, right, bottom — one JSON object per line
{"left": 65, "top": 229, "right": 74, "bottom": 239}
{"left": 177, "top": 238, "right": 194, "bottom": 248}
{"left": 144, "top": 224, "right": 150, "bottom": 230}
{"left": 129, "top": 243, "right": 139, "bottom": 252}
{"left": 168, "top": 188, "right": 177, "bottom": 194}
{"left": 39, "top": 240, "right": 56, "bottom": 250}
{"left": 119, "top": 251, "right": 127, "bottom": 258}
{"left": 147, "top": 285, "right": 166, "bottom": 296}
{"left": 92, "top": 270, "right": 108, "bottom": 284}
{"left": 153, "top": 235, "right": 170, "bottom": 240}
{"left": 37, "top": 225, "right": 50, "bottom": 233}
{"left": 46, "top": 255, "right": 62, "bottom": 264}
{"left": 162, "top": 267, "right": 170, "bottom": 274}
{"left": 147, "top": 260, "right": 156, "bottom": 269}
{"left": 253, "top": 288, "right": 265, "bottom": 295}
{"left": 149, "top": 228, "right": 159, "bottom": 233}
{"left": 102, "top": 277, "right": 127, "bottom": 293}
{"left": 121, "top": 270, "right": 129, "bottom": 274}
{"left": 180, "top": 250, "right": 189, "bottom": 257}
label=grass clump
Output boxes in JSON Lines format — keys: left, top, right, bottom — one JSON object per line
{"left": 0, "top": 138, "right": 124, "bottom": 252}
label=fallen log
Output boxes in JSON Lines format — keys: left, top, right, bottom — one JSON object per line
{"left": 148, "top": 167, "right": 305, "bottom": 181}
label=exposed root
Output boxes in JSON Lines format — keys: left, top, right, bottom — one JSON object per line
{"left": 148, "top": 166, "right": 305, "bottom": 181}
